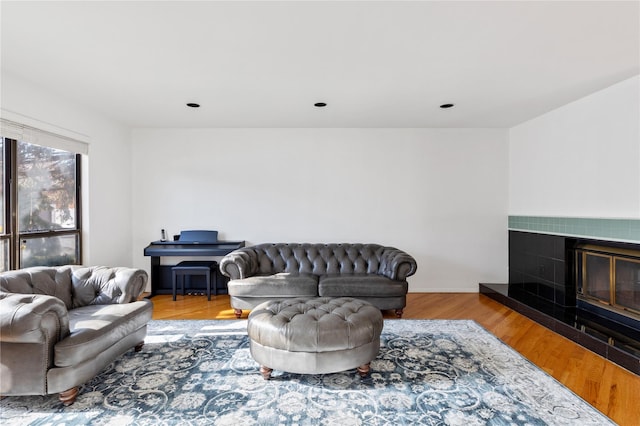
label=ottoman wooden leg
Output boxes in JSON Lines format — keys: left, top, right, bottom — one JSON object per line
{"left": 59, "top": 387, "right": 79, "bottom": 406}
{"left": 357, "top": 363, "right": 371, "bottom": 377}
{"left": 260, "top": 366, "right": 273, "bottom": 380}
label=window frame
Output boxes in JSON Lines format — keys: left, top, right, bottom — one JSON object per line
{"left": 1, "top": 137, "right": 82, "bottom": 270}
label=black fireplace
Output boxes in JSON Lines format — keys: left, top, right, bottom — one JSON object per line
{"left": 480, "top": 230, "right": 640, "bottom": 375}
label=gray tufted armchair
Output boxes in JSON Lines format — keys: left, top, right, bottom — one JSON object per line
{"left": 0, "top": 265, "right": 152, "bottom": 405}
{"left": 220, "top": 243, "right": 417, "bottom": 318}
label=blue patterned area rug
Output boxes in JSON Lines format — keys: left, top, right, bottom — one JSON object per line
{"left": 1, "top": 319, "right": 613, "bottom": 425}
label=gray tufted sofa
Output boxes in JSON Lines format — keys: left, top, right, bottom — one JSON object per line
{"left": 0, "top": 265, "right": 153, "bottom": 405}
{"left": 219, "top": 243, "right": 417, "bottom": 318}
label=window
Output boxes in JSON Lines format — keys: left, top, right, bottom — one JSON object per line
{"left": 0, "top": 139, "right": 7, "bottom": 270}
{"left": 0, "top": 137, "right": 82, "bottom": 271}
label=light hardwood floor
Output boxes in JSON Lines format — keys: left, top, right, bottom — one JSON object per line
{"left": 150, "top": 292, "right": 640, "bottom": 425}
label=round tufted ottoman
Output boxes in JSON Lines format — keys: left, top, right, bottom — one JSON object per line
{"left": 247, "top": 297, "right": 383, "bottom": 379}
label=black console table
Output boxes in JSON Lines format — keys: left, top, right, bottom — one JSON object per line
{"left": 143, "top": 240, "right": 245, "bottom": 297}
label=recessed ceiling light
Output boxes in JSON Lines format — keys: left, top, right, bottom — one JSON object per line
{"left": 186, "top": 103, "right": 200, "bottom": 108}
{"left": 314, "top": 102, "right": 327, "bottom": 107}
{"left": 439, "top": 103, "right": 455, "bottom": 109}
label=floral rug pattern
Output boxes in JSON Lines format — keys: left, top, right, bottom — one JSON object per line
{"left": 0, "top": 319, "right": 613, "bottom": 425}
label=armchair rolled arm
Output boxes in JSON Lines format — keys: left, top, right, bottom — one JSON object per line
{"left": 69, "top": 266, "right": 148, "bottom": 307}
{"left": 0, "top": 292, "right": 70, "bottom": 343}
{"left": 109, "top": 267, "right": 148, "bottom": 302}
{"left": 379, "top": 247, "right": 418, "bottom": 281}
{"left": 219, "top": 249, "right": 259, "bottom": 280}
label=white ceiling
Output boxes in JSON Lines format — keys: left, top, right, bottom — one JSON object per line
{"left": 1, "top": 1, "right": 639, "bottom": 128}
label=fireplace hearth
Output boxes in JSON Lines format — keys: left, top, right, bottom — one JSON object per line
{"left": 480, "top": 231, "right": 640, "bottom": 375}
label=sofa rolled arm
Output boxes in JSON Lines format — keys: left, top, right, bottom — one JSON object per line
{"left": 220, "top": 249, "right": 259, "bottom": 280}
{"left": 69, "top": 266, "right": 148, "bottom": 307}
{"left": 0, "top": 292, "right": 70, "bottom": 343}
{"left": 379, "top": 247, "right": 418, "bottom": 281}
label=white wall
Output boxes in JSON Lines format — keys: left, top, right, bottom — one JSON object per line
{"left": 509, "top": 75, "right": 640, "bottom": 218}
{"left": 6, "top": 70, "right": 637, "bottom": 292}
{"left": 132, "top": 128, "right": 509, "bottom": 292}
{"left": 1, "top": 74, "right": 511, "bottom": 291}
{"left": 1, "top": 72, "right": 135, "bottom": 266}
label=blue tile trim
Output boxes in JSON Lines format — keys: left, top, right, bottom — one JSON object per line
{"left": 508, "top": 216, "right": 640, "bottom": 244}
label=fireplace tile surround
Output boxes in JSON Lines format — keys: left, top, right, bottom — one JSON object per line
{"left": 481, "top": 216, "right": 640, "bottom": 375}
{"left": 508, "top": 216, "right": 640, "bottom": 243}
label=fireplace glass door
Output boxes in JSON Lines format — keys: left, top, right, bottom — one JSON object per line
{"left": 584, "top": 253, "right": 612, "bottom": 303}
{"left": 615, "top": 257, "right": 640, "bottom": 314}
{"left": 578, "top": 245, "right": 640, "bottom": 318}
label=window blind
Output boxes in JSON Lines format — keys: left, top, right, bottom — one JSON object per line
{"left": 0, "top": 117, "right": 89, "bottom": 155}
